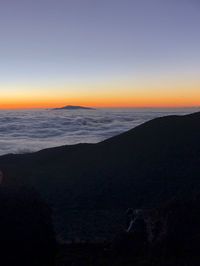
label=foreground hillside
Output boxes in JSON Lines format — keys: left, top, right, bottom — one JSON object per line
{"left": 0, "top": 111, "right": 200, "bottom": 240}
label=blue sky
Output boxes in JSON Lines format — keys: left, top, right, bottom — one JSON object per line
{"left": 0, "top": 0, "right": 200, "bottom": 107}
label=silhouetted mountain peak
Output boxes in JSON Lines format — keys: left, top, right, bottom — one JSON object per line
{"left": 53, "top": 105, "right": 95, "bottom": 110}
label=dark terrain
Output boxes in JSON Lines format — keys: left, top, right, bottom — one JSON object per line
{"left": 1, "top": 111, "right": 200, "bottom": 265}
{"left": 53, "top": 105, "right": 95, "bottom": 110}
{"left": 0, "top": 187, "right": 56, "bottom": 266}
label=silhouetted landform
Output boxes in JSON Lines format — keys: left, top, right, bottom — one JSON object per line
{"left": 53, "top": 105, "right": 95, "bottom": 110}
{"left": 0, "top": 111, "right": 200, "bottom": 243}
{"left": 0, "top": 186, "right": 56, "bottom": 266}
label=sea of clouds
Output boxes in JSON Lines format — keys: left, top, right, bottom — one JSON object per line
{"left": 0, "top": 108, "right": 197, "bottom": 156}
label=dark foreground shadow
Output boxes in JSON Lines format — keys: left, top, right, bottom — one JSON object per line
{"left": 56, "top": 196, "right": 200, "bottom": 266}
{"left": 0, "top": 186, "right": 56, "bottom": 266}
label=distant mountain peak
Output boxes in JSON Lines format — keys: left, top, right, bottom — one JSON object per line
{"left": 53, "top": 105, "right": 95, "bottom": 110}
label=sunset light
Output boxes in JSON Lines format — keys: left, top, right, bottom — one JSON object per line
{"left": 1, "top": 77, "right": 199, "bottom": 109}
{"left": 0, "top": 0, "right": 199, "bottom": 109}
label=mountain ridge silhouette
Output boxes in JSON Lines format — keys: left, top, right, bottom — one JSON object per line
{"left": 52, "top": 105, "right": 95, "bottom": 110}
{"left": 0, "top": 111, "right": 200, "bottom": 239}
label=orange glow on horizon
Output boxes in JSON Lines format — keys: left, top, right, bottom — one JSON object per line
{"left": 0, "top": 96, "right": 199, "bottom": 110}
{"left": 1, "top": 78, "right": 199, "bottom": 109}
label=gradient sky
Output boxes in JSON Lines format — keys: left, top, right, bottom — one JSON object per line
{"left": 0, "top": 0, "right": 200, "bottom": 108}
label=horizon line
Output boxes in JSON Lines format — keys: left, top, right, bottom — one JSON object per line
{"left": 0, "top": 105, "right": 199, "bottom": 111}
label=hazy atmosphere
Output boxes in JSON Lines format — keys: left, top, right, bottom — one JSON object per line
{"left": 0, "top": 0, "right": 200, "bottom": 108}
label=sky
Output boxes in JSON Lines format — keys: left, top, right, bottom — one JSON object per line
{"left": 0, "top": 0, "right": 200, "bottom": 108}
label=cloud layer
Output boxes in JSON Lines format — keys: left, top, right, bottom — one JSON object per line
{"left": 0, "top": 108, "right": 196, "bottom": 155}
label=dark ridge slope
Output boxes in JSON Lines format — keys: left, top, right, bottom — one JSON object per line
{"left": 1, "top": 111, "right": 200, "bottom": 207}
{"left": 0, "top": 112, "right": 200, "bottom": 238}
